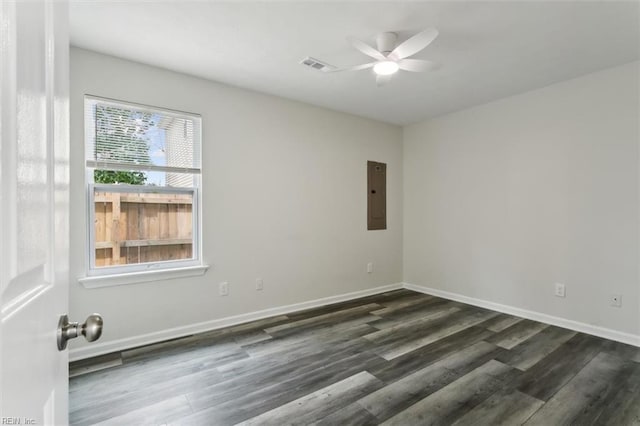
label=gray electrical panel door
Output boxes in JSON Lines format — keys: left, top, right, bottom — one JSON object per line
{"left": 368, "top": 161, "right": 387, "bottom": 230}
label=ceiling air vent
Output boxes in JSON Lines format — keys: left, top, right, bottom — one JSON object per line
{"left": 300, "top": 57, "right": 335, "bottom": 72}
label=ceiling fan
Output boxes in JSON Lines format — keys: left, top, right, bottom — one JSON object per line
{"left": 332, "top": 29, "right": 440, "bottom": 86}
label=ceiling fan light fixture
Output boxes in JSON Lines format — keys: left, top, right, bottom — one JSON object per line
{"left": 373, "top": 60, "right": 399, "bottom": 76}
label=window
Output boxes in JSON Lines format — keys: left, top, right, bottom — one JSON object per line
{"left": 84, "top": 96, "right": 202, "bottom": 276}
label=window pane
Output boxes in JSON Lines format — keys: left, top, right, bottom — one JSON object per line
{"left": 86, "top": 98, "right": 201, "bottom": 171}
{"left": 93, "top": 188, "right": 194, "bottom": 268}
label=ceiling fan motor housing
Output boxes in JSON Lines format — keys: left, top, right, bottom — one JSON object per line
{"left": 376, "top": 32, "right": 398, "bottom": 56}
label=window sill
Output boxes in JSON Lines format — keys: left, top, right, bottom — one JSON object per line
{"left": 78, "top": 265, "right": 209, "bottom": 289}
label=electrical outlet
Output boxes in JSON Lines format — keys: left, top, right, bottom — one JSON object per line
{"left": 256, "top": 278, "right": 264, "bottom": 291}
{"left": 610, "top": 294, "right": 622, "bottom": 307}
{"left": 219, "top": 282, "right": 229, "bottom": 296}
{"left": 367, "top": 262, "right": 373, "bottom": 274}
{"left": 554, "top": 283, "right": 566, "bottom": 298}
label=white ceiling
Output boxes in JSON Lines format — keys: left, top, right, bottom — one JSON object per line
{"left": 70, "top": 1, "right": 639, "bottom": 126}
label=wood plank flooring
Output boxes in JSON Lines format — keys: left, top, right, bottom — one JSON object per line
{"left": 69, "top": 289, "right": 640, "bottom": 425}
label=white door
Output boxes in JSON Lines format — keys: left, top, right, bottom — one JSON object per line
{"left": 0, "top": 0, "right": 70, "bottom": 424}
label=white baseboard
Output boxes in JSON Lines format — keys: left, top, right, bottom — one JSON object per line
{"left": 69, "top": 282, "right": 403, "bottom": 361}
{"left": 403, "top": 282, "right": 640, "bottom": 348}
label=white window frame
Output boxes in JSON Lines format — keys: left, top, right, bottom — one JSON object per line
{"left": 83, "top": 95, "right": 204, "bottom": 282}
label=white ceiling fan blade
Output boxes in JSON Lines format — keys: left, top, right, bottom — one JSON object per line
{"left": 327, "top": 62, "right": 376, "bottom": 73}
{"left": 397, "top": 58, "right": 439, "bottom": 72}
{"left": 347, "top": 36, "right": 387, "bottom": 61}
{"left": 376, "top": 74, "right": 392, "bottom": 87}
{"left": 389, "top": 28, "right": 439, "bottom": 60}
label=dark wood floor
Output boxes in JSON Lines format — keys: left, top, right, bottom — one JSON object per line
{"left": 69, "top": 289, "right": 640, "bottom": 426}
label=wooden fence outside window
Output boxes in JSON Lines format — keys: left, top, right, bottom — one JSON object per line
{"left": 94, "top": 191, "right": 193, "bottom": 267}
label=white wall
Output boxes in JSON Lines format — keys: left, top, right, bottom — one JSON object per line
{"left": 69, "top": 48, "right": 403, "bottom": 354}
{"left": 404, "top": 61, "right": 640, "bottom": 337}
